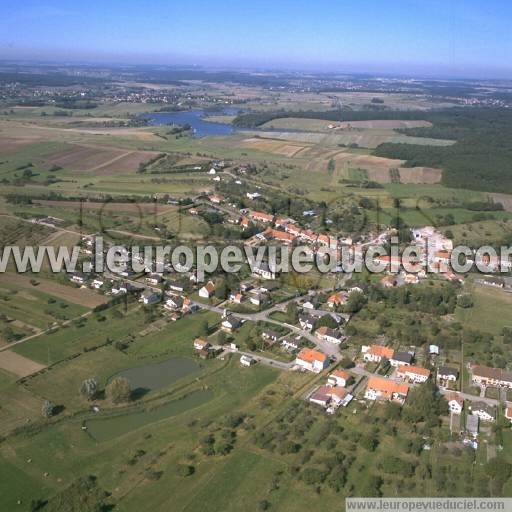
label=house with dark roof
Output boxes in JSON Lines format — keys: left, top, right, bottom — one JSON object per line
{"left": 252, "top": 261, "right": 278, "bottom": 280}
{"left": 470, "top": 401, "right": 496, "bottom": 422}
{"left": 261, "top": 329, "right": 280, "bottom": 344}
{"left": 437, "top": 366, "right": 459, "bottom": 382}
{"left": 164, "top": 295, "right": 184, "bottom": 310}
{"left": 466, "top": 414, "right": 479, "bottom": 436}
{"left": 139, "top": 289, "right": 161, "bottom": 305}
{"left": 281, "top": 337, "right": 302, "bottom": 352}
{"left": 315, "top": 326, "right": 344, "bottom": 345}
{"left": 298, "top": 314, "right": 316, "bottom": 331}
{"left": 390, "top": 351, "right": 413, "bottom": 367}
{"left": 471, "top": 365, "right": 512, "bottom": 388}
{"left": 221, "top": 316, "right": 242, "bottom": 333}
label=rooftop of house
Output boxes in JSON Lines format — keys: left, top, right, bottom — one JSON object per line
{"left": 330, "top": 369, "right": 351, "bottom": 381}
{"left": 297, "top": 348, "right": 327, "bottom": 364}
{"left": 398, "top": 365, "right": 430, "bottom": 378}
{"left": 367, "top": 345, "right": 394, "bottom": 359}
{"left": 194, "top": 337, "right": 209, "bottom": 348}
{"left": 316, "top": 326, "right": 339, "bottom": 338}
{"left": 392, "top": 351, "right": 414, "bottom": 364}
{"left": 438, "top": 366, "right": 459, "bottom": 376}
{"left": 446, "top": 392, "right": 463, "bottom": 406}
{"left": 202, "top": 281, "right": 215, "bottom": 293}
{"left": 367, "top": 376, "right": 408, "bottom": 396}
{"left": 471, "top": 364, "right": 512, "bottom": 383}
{"left": 471, "top": 401, "right": 496, "bottom": 416}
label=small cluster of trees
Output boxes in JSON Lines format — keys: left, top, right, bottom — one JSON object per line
{"left": 42, "top": 376, "right": 132, "bottom": 418}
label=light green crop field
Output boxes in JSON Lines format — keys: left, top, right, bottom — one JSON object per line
{"left": 0, "top": 281, "right": 88, "bottom": 329}
{"left": 456, "top": 282, "right": 512, "bottom": 337}
{"left": 12, "top": 303, "right": 145, "bottom": 364}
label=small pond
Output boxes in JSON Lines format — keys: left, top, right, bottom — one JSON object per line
{"left": 110, "top": 357, "right": 200, "bottom": 398}
{"left": 86, "top": 388, "right": 213, "bottom": 442}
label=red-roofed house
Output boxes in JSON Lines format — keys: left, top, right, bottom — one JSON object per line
{"left": 263, "top": 228, "right": 296, "bottom": 244}
{"left": 397, "top": 365, "right": 430, "bottom": 383}
{"left": 327, "top": 291, "right": 347, "bottom": 308}
{"left": 296, "top": 348, "right": 329, "bottom": 373}
{"left": 199, "top": 280, "right": 216, "bottom": 298}
{"left": 328, "top": 370, "right": 351, "bottom": 387}
{"left": 249, "top": 210, "right": 274, "bottom": 223}
{"left": 365, "top": 376, "right": 408, "bottom": 404}
{"left": 446, "top": 392, "right": 464, "bottom": 414}
{"left": 362, "top": 345, "right": 394, "bottom": 363}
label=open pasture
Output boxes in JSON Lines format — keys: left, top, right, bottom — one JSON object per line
{"left": 0, "top": 279, "right": 88, "bottom": 329}
{"left": 241, "top": 137, "right": 309, "bottom": 156}
{"left": 395, "top": 167, "right": 442, "bottom": 184}
{"left": 34, "top": 199, "right": 174, "bottom": 214}
{"left": 42, "top": 144, "right": 158, "bottom": 174}
{"left": 0, "top": 273, "right": 106, "bottom": 308}
{"left": 306, "top": 150, "right": 403, "bottom": 177}
{"left": 241, "top": 128, "right": 454, "bottom": 149}
{"left": 261, "top": 117, "right": 433, "bottom": 132}
{"left": 337, "top": 119, "right": 433, "bottom": 129}
{"left": 303, "top": 150, "right": 442, "bottom": 185}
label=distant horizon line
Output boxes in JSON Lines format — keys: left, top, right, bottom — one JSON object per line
{"left": 1, "top": 56, "right": 512, "bottom": 82}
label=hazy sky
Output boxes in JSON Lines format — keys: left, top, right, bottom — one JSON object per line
{"left": 1, "top": 0, "right": 511, "bottom": 77}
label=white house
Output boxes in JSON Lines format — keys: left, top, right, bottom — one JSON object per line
{"left": 70, "top": 273, "right": 90, "bottom": 285}
{"left": 221, "top": 316, "right": 242, "bottom": 333}
{"left": 229, "top": 292, "right": 244, "bottom": 304}
{"left": 437, "top": 366, "right": 459, "bottom": 382}
{"left": 252, "top": 262, "right": 277, "bottom": 280}
{"left": 168, "top": 280, "right": 186, "bottom": 292}
{"left": 315, "top": 326, "right": 343, "bottom": 345}
{"left": 362, "top": 345, "right": 394, "bottom": 363}
{"left": 298, "top": 315, "right": 315, "bottom": 331}
{"left": 295, "top": 348, "right": 329, "bottom": 373}
{"left": 194, "top": 338, "right": 210, "bottom": 351}
{"left": 249, "top": 293, "right": 268, "bottom": 306}
{"left": 446, "top": 392, "right": 464, "bottom": 414}
{"left": 199, "top": 281, "right": 215, "bottom": 298}
{"left": 397, "top": 365, "right": 430, "bottom": 383}
{"left": 429, "top": 344, "right": 440, "bottom": 355}
{"left": 471, "top": 402, "right": 496, "bottom": 422}
{"left": 240, "top": 355, "right": 255, "bottom": 367}
{"left": 281, "top": 337, "right": 302, "bottom": 352}
{"left": 139, "top": 289, "right": 161, "bottom": 305}
{"left": 328, "top": 370, "right": 351, "bottom": 387}
{"left": 112, "top": 284, "right": 128, "bottom": 295}
{"left": 390, "top": 351, "right": 413, "bottom": 367}
{"left": 92, "top": 279, "right": 104, "bottom": 289}
{"left": 164, "top": 295, "right": 184, "bottom": 310}
{"left": 146, "top": 273, "right": 163, "bottom": 286}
